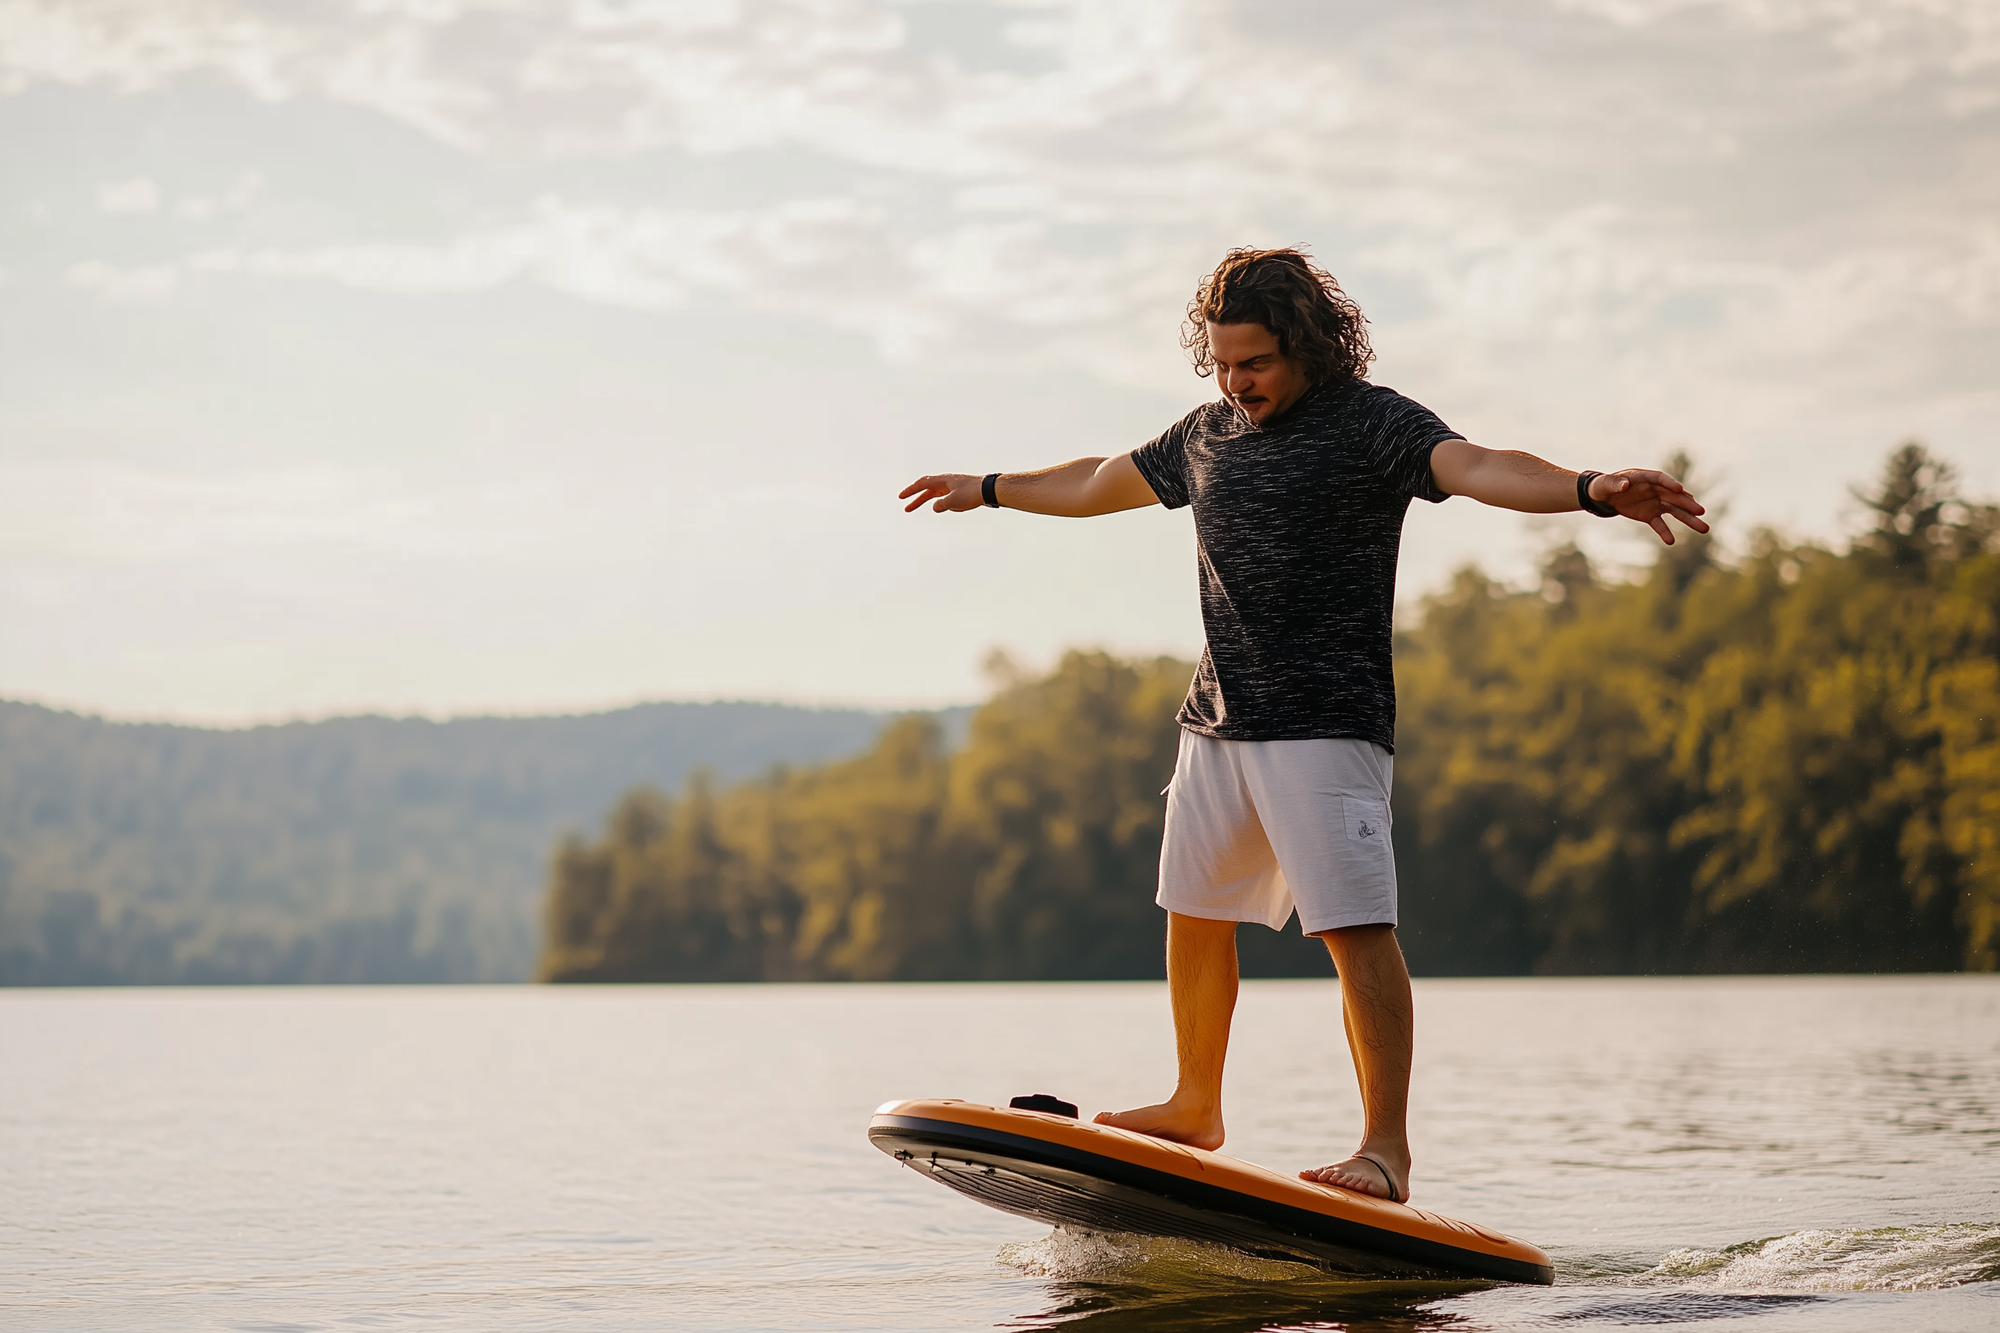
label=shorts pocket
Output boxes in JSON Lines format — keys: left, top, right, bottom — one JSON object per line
{"left": 1337, "top": 796, "right": 1397, "bottom": 911}
{"left": 1342, "top": 796, "right": 1391, "bottom": 845}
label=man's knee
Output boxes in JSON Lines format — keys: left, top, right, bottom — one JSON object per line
{"left": 1313, "top": 923, "right": 1407, "bottom": 979}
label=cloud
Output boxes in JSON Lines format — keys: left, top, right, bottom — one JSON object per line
{"left": 96, "top": 177, "right": 158, "bottom": 213}
{"left": 187, "top": 195, "right": 1187, "bottom": 367}
{"left": 86, "top": 172, "right": 260, "bottom": 222}
{"left": 191, "top": 195, "right": 879, "bottom": 309}
{"left": 175, "top": 171, "right": 262, "bottom": 221}
{"left": 65, "top": 260, "right": 181, "bottom": 301}
{"left": 7, "top": 0, "right": 1998, "bottom": 410}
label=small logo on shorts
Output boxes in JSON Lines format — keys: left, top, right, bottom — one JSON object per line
{"left": 1357, "top": 821, "right": 1377, "bottom": 839}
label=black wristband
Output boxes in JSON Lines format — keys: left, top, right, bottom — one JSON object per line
{"left": 982, "top": 473, "right": 1000, "bottom": 508}
{"left": 1576, "top": 471, "right": 1617, "bottom": 518}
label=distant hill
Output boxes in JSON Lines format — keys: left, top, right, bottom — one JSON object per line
{"left": 0, "top": 699, "right": 954, "bottom": 984}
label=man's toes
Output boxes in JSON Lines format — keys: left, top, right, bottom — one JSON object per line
{"left": 1299, "top": 1162, "right": 1398, "bottom": 1199}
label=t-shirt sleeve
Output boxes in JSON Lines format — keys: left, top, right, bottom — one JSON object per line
{"left": 1368, "top": 388, "right": 1459, "bottom": 505}
{"left": 1129, "top": 408, "right": 1200, "bottom": 510}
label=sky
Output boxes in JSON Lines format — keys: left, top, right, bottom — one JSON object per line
{"left": 2, "top": 0, "right": 1996, "bottom": 722}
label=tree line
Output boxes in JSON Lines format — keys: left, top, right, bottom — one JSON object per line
{"left": 539, "top": 444, "right": 2000, "bottom": 981}
{"left": 0, "top": 700, "right": 893, "bottom": 984}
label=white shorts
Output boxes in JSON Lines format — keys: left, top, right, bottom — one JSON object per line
{"left": 1156, "top": 729, "right": 1397, "bottom": 935}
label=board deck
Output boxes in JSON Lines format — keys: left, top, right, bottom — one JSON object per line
{"left": 869, "top": 1098, "right": 1554, "bottom": 1286}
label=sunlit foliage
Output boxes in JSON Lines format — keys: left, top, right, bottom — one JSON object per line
{"left": 1398, "top": 447, "right": 1999, "bottom": 974}
{"left": 540, "top": 653, "right": 1191, "bottom": 981}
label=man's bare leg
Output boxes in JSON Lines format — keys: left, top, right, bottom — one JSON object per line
{"left": 1299, "top": 923, "right": 1414, "bottom": 1202}
{"left": 1092, "top": 912, "right": 1237, "bottom": 1150}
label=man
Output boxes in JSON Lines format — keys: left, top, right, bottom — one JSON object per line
{"left": 898, "top": 247, "right": 1707, "bottom": 1204}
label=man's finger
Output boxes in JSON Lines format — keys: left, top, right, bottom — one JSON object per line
{"left": 1660, "top": 496, "right": 1709, "bottom": 528}
{"left": 1625, "top": 481, "right": 1705, "bottom": 517}
{"left": 1648, "top": 514, "right": 1674, "bottom": 545}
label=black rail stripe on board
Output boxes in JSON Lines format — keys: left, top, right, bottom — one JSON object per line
{"left": 871, "top": 1115, "right": 1554, "bottom": 1286}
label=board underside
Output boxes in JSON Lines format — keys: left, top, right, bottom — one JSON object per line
{"left": 871, "top": 1112, "right": 1554, "bottom": 1286}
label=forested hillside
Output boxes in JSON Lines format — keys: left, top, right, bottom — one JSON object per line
{"left": 542, "top": 445, "right": 2000, "bottom": 980}
{"left": 0, "top": 702, "right": 909, "bottom": 984}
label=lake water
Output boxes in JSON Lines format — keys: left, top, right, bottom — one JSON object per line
{"left": 3, "top": 977, "right": 1997, "bottom": 1331}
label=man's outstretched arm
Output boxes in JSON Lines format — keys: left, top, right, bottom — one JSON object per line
{"left": 900, "top": 453, "right": 1160, "bottom": 518}
{"left": 1429, "top": 437, "right": 1710, "bottom": 545}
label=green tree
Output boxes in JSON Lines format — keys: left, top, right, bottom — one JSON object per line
{"left": 945, "top": 651, "right": 1188, "bottom": 979}
{"left": 539, "top": 717, "right": 955, "bottom": 981}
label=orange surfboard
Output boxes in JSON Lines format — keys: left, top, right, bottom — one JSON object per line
{"left": 870, "top": 1097, "right": 1554, "bottom": 1285}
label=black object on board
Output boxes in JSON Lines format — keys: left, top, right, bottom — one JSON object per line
{"left": 1008, "top": 1094, "right": 1078, "bottom": 1118}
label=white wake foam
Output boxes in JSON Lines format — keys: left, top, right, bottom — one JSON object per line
{"left": 1641, "top": 1223, "right": 2000, "bottom": 1292}
{"left": 1003, "top": 1222, "right": 2000, "bottom": 1295}
{"left": 998, "top": 1227, "right": 1323, "bottom": 1284}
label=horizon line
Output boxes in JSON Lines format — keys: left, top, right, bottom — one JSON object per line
{"left": 0, "top": 691, "right": 987, "bottom": 733}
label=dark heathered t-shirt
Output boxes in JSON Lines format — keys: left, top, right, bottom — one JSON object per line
{"left": 1130, "top": 380, "right": 1459, "bottom": 751}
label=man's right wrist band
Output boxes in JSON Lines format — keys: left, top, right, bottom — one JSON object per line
{"left": 1576, "top": 471, "right": 1617, "bottom": 518}
{"left": 982, "top": 473, "right": 1001, "bottom": 508}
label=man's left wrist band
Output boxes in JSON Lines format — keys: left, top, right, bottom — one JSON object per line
{"left": 982, "top": 473, "right": 1001, "bottom": 508}
{"left": 1576, "top": 471, "right": 1617, "bottom": 518}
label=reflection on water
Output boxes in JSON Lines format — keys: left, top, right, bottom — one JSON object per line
{"left": 1018, "top": 1278, "right": 1481, "bottom": 1333}
{"left": 2, "top": 977, "right": 1997, "bottom": 1331}
{"left": 1000, "top": 1231, "right": 1485, "bottom": 1331}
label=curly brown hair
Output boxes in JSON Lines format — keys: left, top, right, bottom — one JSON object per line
{"left": 1182, "top": 247, "right": 1374, "bottom": 385}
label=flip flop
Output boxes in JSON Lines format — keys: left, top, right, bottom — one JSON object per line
{"left": 1353, "top": 1152, "right": 1402, "bottom": 1204}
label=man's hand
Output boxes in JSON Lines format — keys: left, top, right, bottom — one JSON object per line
{"left": 900, "top": 473, "right": 985, "bottom": 513}
{"left": 1588, "top": 468, "right": 1710, "bottom": 545}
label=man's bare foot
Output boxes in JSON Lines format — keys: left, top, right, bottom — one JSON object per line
{"left": 1092, "top": 1098, "right": 1225, "bottom": 1151}
{"left": 1299, "top": 1147, "right": 1410, "bottom": 1203}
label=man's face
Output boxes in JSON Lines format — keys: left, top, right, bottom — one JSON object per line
{"left": 1207, "top": 321, "right": 1308, "bottom": 426}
